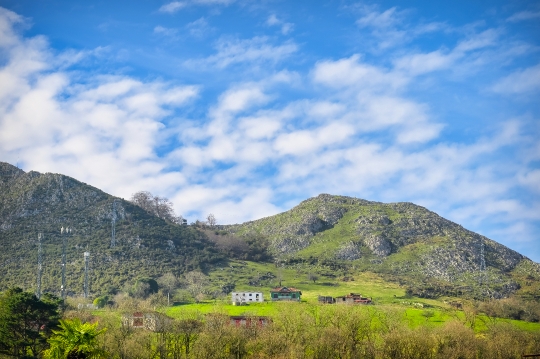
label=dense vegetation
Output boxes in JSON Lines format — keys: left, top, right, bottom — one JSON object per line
{"left": 2, "top": 286, "right": 540, "bottom": 359}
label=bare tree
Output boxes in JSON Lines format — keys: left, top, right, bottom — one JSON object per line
{"left": 158, "top": 272, "right": 178, "bottom": 306}
{"left": 206, "top": 213, "right": 217, "bottom": 228}
{"left": 130, "top": 191, "right": 182, "bottom": 224}
{"left": 183, "top": 271, "right": 210, "bottom": 303}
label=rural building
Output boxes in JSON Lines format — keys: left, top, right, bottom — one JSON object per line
{"left": 230, "top": 316, "right": 270, "bottom": 326}
{"left": 334, "top": 293, "right": 372, "bottom": 304}
{"left": 270, "top": 287, "right": 302, "bottom": 301}
{"left": 318, "top": 295, "right": 335, "bottom": 304}
{"left": 121, "top": 312, "right": 172, "bottom": 332}
{"left": 231, "top": 291, "right": 264, "bottom": 305}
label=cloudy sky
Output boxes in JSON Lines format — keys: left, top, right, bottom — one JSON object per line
{"left": 0, "top": 0, "right": 539, "bottom": 261}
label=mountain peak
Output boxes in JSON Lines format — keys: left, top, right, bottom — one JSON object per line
{"left": 0, "top": 162, "right": 25, "bottom": 184}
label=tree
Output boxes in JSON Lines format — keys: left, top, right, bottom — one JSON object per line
{"left": 92, "top": 297, "right": 108, "bottom": 309}
{"left": 183, "top": 271, "right": 210, "bottom": 303}
{"left": 129, "top": 278, "right": 158, "bottom": 299}
{"left": 206, "top": 213, "right": 216, "bottom": 228}
{"left": 307, "top": 272, "right": 319, "bottom": 284}
{"left": 157, "top": 272, "right": 178, "bottom": 306}
{"left": 130, "top": 191, "right": 182, "bottom": 224}
{"left": 0, "top": 288, "right": 61, "bottom": 358}
{"left": 43, "top": 318, "right": 107, "bottom": 359}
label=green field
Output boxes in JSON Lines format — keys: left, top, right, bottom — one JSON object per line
{"left": 157, "top": 259, "right": 540, "bottom": 333}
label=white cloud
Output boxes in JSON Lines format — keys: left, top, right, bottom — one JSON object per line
{"left": 454, "top": 28, "right": 499, "bottom": 53}
{"left": 187, "top": 36, "right": 297, "bottom": 69}
{"left": 492, "top": 64, "right": 540, "bottom": 94}
{"left": 159, "top": 2, "right": 187, "bottom": 13}
{"left": 274, "top": 123, "right": 354, "bottom": 156}
{"left": 312, "top": 54, "right": 408, "bottom": 91}
{"left": 394, "top": 50, "right": 457, "bottom": 75}
{"left": 159, "top": 0, "right": 235, "bottom": 13}
{"left": 507, "top": 10, "right": 540, "bottom": 22}
{"left": 186, "top": 18, "right": 211, "bottom": 38}
{"left": 266, "top": 14, "right": 294, "bottom": 35}
{"left": 355, "top": 6, "right": 445, "bottom": 50}
{"left": 0, "top": 11, "right": 198, "bottom": 202}
{"left": 154, "top": 25, "right": 179, "bottom": 38}
{"left": 356, "top": 7, "right": 403, "bottom": 29}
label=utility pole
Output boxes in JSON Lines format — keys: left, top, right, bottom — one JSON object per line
{"left": 479, "top": 240, "right": 486, "bottom": 285}
{"left": 60, "top": 226, "right": 71, "bottom": 300}
{"left": 83, "top": 251, "right": 90, "bottom": 298}
{"left": 36, "top": 233, "right": 43, "bottom": 299}
{"left": 111, "top": 200, "right": 118, "bottom": 248}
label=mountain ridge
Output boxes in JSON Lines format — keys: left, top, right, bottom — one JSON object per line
{"left": 0, "top": 161, "right": 538, "bottom": 300}
{"left": 0, "top": 161, "right": 223, "bottom": 295}
{"left": 221, "top": 193, "right": 538, "bottom": 299}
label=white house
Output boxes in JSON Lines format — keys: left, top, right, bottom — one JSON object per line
{"left": 231, "top": 292, "right": 264, "bottom": 305}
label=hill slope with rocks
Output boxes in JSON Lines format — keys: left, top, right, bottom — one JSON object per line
{"left": 223, "top": 194, "right": 540, "bottom": 300}
{"left": 0, "top": 162, "right": 223, "bottom": 295}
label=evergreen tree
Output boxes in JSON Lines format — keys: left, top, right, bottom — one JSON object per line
{"left": 0, "top": 288, "right": 60, "bottom": 358}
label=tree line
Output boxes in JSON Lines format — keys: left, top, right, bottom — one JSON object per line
{"left": 3, "top": 286, "right": 540, "bottom": 359}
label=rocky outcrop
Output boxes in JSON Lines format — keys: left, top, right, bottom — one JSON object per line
{"left": 335, "top": 241, "right": 362, "bottom": 260}
{"left": 363, "top": 235, "right": 392, "bottom": 257}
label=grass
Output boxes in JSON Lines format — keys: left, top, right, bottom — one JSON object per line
{"left": 160, "top": 299, "right": 540, "bottom": 335}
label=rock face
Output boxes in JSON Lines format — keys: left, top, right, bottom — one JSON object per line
{"left": 335, "top": 241, "right": 362, "bottom": 260}
{"left": 363, "top": 235, "right": 391, "bottom": 257}
{"left": 0, "top": 162, "right": 221, "bottom": 293}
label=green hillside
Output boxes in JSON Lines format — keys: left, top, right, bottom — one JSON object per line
{"left": 1, "top": 162, "right": 539, "bottom": 304}
{"left": 0, "top": 162, "right": 224, "bottom": 295}
{"left": 222, "top": 194, "right": 540, "bottom": 300}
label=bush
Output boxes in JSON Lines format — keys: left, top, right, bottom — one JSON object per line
{"left": 93, "top": 296, "right": 109, "bottom": 309}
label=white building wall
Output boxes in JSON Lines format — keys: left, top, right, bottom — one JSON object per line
{"left": 231, "top": 292, "right": 264, "bottom": 303}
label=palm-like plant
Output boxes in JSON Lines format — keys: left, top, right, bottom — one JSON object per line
{"left": 43, "top": 318, "right": 107, "bottom": 359}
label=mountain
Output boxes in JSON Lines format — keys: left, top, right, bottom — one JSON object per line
{"left": 1, "top": 161, "right": 538, "bottom": 301}
{"left": 223, "top": 194, "right": 540, "bottom": 300}
{"left": 0, "top": 162, "right": 223, "bottom": 295}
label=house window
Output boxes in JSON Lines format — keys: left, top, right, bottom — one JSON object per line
{"left": 291, "top": 294, "right": 296, "bottom": 298}
{"left": 273, "top": 293, "right": 278, "bottom": 298}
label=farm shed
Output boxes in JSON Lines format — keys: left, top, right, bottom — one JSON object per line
{"left": 318, "top": 295, "right": 335, "bottom": 304}
{"left": 335, "top": 293, "right": 372, "bottom": 304}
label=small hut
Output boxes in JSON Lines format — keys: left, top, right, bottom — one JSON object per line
{"left": 318, "top": 295, "right": 335, "bottom": 304}
{"left": 122, "top": 312, "right": 172, "bottom": 332}
{"left": 334, "top": 293, "right": 372, "bottom": 305}
{"left": 230, "top": 316, "right": 270, "bottom": 327}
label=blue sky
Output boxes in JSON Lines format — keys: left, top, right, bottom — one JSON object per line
{"left": 0, "top": 0, "right": 539, "bottom": 261}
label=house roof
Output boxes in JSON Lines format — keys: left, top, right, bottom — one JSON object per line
{"left": 270, "top": 286, "right": 302, "bottom": 293}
